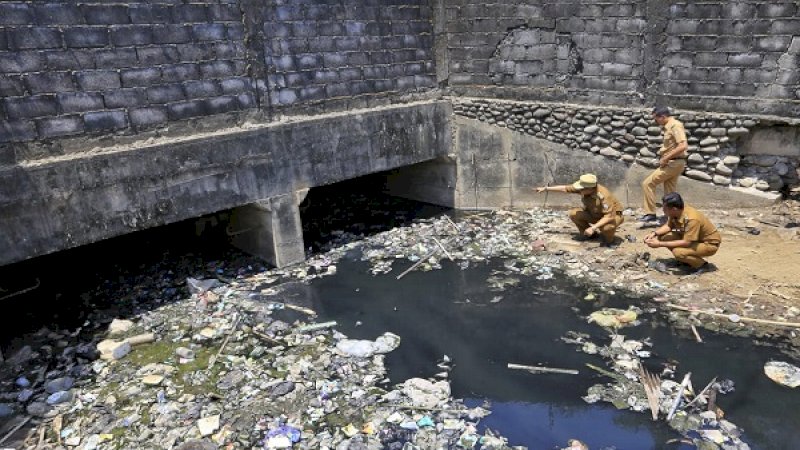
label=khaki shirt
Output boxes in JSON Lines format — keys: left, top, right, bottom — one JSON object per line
{"left": 566, "top": 184, "right": 623, "bottom": 219}
{"left": 668, "top": 205, "right": 721, "bottom": 244}
{"left": 659, "top": 117, "right": 687, "bottom": 156}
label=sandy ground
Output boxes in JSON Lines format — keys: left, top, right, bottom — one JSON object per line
{"left": 542, "top": 199, "right": 800, "bottom": 339}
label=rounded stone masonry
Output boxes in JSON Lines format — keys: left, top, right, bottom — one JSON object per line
{"left": 452, "top": 99, "right": 800, "bottom": 195}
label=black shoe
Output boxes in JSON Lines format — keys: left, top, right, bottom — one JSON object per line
{"left": 689, "top": 262, "right": 716, "bottom": 275}
{"left": 639, "top": 214, "right": 658, "bottom": 223}
{"left": 649, "top": 261, "right": 669, "bottom": 273}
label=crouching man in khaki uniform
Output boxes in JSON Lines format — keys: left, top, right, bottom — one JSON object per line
{"left": 644, "top": 192, "right": 721, "bottom": 273}
{"left": 536, "top": 173, "right": 624, "bottom": 245}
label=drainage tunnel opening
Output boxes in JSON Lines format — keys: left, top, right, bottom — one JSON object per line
{"left": 299, "top": 171, "right": 450, "bottom": 253}
{"left": 0, "top": 214, "right": 262, "bottom": 349}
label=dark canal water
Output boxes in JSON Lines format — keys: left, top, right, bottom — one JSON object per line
{"left": 308, "top": 253, "right": 800, "bottom": 450}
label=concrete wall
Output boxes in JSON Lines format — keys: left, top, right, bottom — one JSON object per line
{"left": 453, "top": 98, "right": 800, "bottom": 194}
{"left": 0, "top": 100, "right": 451, "bottom": 266}
{"left": 451, "top": 115, "right": 780, "bottom": 210}
{"left": 0, "top": 0, "right": 437, "bottom": 163}
{"left": 443, "top": 0, "right": 800, "bottom": 116}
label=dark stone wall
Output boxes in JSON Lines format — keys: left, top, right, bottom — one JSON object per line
{"left": 443, "top": 0, "right": 800, "bottom": 116}
{"left": 0, "top": 1, "right": 255, "bottom": 147}
{"left": 262, "top": 0, "right": 437, "bottom": 112}
{"left": 0, "top": 0, "right": 437, "bottom": 160}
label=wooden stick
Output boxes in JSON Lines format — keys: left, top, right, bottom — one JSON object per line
{"left": 251, "top": 329, "right": 281, "bottom": 345}
{"left": 666, "top": 303, "right": 800, "bottom": 328}
{"left": 586, "top": 363, "right": 628, "bottom": 383}
{"left": 384, "top": 404, "right": 468, "bottom": 413}
{"left": 667, "top": 373, "right": 692, "bottom": 421}
{"left": 508, "top": 363, "right": 578, "bottom": 375}
{"left": 208, "top": 315, "right": 241, "bottom": 370}
{"left": 284, "top": 304, "right": 316, "bottom": 315}
{"left": 0, "top": 416, "right": 32, "bottom": 446}
{"left": 690, "top": 324, "right": 703, "bottom": 343}
{"left": 431, "top": 236, "right": 454, "bottom": 261}
{"left": 638, "top": 365, "right": 662, "bottom": 421}
{"left": 0, "top": 278, "right": 41, "bottom": 301}
{"left": 756, "top": 219, "right": 782, "bottom": 227}
{"left": 295, "top": 321, "right": 337, "bottom": 332}
{"left": 682, "top": 377, "right": 717, "bottom": 411}
{"left": 444, "top": 216, "right": 461, "bottom": 233}
{"left": 396, "top": 248, "right": 439, "bottom": 280}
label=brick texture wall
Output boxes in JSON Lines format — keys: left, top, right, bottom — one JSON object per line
{"left": 444, "top": 0, "right": 800, "bottom": 116}
{"left": 0, "top": 1, "right": 255, "bottom": 145}
{"left": 0, "top": 0, "right": 437, "bottom": 155}
{"left": 263, "top": 0, "right": 436, "bottom": 111}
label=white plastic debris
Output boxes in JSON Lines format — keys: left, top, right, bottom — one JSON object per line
{"left": 764, "top": 361, "right": 800, "bottom": 388}
{"left": 335, "top": 332, "right": 401, "bottom": 357}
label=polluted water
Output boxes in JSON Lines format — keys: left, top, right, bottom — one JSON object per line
{"left": 0, "top": 185, "right": 798, "bottom": 450}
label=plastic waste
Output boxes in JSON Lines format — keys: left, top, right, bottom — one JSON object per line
{"left": 264, "top": 425, "right": 301, "bottom": 446}
{"left": 764, "top": 361, "right": 800, "bottom": 388}
{"left": 588, "top": 308, "right": 638, "bottom": 328}
{"left": 186, "top": 277, "right": 221, "bottom": 294}
{"left": 416, "top": 416, "right": 434, "bottom": 428}
{"left": 335, "top": 332, "right": 401, "bottom": 357}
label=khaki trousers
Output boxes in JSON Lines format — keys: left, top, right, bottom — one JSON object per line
{"left": 642, "top": 160, "right": 686, "bottom": 214}
{"left": 659, "top": 232, "right": 719, "bottom": 268}
{"left": 569, "top": 209, "right": 624, "bottom": 243}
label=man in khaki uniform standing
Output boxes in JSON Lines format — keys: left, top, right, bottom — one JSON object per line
{"left": 640, "top": 106, "right": 688, "bottom": 224}
{"left": 536, "top": 173, "right": 624, "bottom": 245}
{"left": 644, "top": 192, "right": 721, "bottom": 273}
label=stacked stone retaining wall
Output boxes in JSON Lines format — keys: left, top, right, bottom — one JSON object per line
{"left": 453, "top": 98, "right": 800, "bottom": 193}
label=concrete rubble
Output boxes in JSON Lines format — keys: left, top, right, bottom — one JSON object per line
{"left": 0, "top": 206, "right": 796, "bottom": 449}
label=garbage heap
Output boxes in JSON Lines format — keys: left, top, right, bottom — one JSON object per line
{"left": 565, "top": 308, "right": 751, "bottom": 450}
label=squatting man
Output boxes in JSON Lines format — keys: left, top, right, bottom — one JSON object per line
{"left": 643, "top": 192, "right": 721, "bottom": 273}
{"left": 535, "top": 173, "right": 624, "bottom": 246}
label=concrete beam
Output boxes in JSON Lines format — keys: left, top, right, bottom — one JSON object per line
{"left": 0, "top": 100, "right": 451, "bottom": 266}
{"left": 229, "top": 193, "right": 305, "bottom": 268}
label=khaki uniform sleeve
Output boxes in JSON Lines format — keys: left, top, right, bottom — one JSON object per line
{"left": 672, "top": 122, "right": 687, "bottom": 144}
{"left": 683, "top": 219, "right": 701, "bottom": 242}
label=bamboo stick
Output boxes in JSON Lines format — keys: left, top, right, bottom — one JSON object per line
{"left": 431, "top": 236, "right": 454, "bottom": 261}
{"left": 396, "top": 248, "right": 439, "bottom": 280}
{"left": 666, "top": 303, "right": 800, "bottom": 328}
{"left": 508, "top": 363, "right": 578, "bottom": 375}
{"left": 667, "top": 373, "right": 692, "bottom": 421}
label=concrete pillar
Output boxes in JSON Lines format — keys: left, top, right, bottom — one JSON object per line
{"left": 228, "top": 192, "right": 305, "bottom": 268}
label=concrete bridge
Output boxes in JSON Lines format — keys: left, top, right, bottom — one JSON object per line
{"left": 2, "top": 0, "right": 798, "bottom": 268}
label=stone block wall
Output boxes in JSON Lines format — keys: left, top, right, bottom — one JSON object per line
{"left": 262, "top": 0, "right": 437, "bottom": 112}
{"left": 0, "top": 0, "right": 437, "bottom": 162}
{"left": 453, "top": 98, "right": 800, "bottom": 194}
{"left": 0, "top": 1, "right": 255, "bottom": 148}
{"left": 443, "top": 0, "right": 800, "bottom": 116}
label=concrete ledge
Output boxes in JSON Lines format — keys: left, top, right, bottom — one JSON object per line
{"left": 0, "top": 100, "right": 452, "bottom": 266}
{"left": 452, "top": 116, "right": 780, "bottom": 210}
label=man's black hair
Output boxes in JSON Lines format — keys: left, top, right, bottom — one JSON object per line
{"left": 662, "top": 192, "right": 684, "bottom": 209}
{"left": 652, "top": 105, "right": 671, "bottom": 116}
